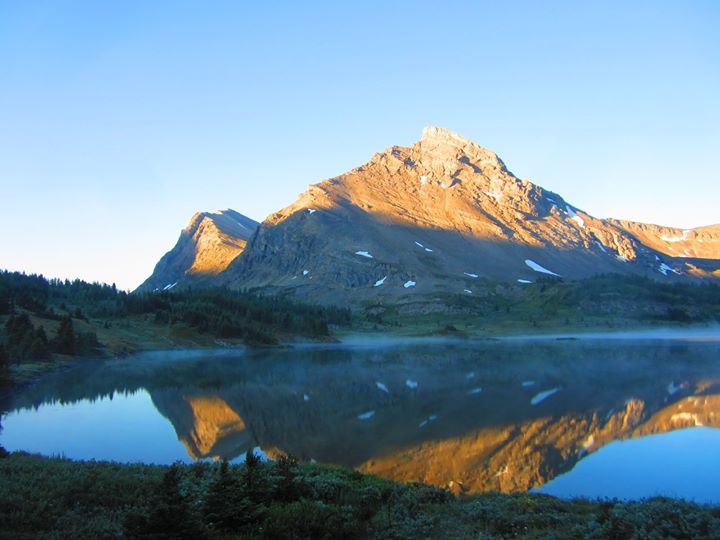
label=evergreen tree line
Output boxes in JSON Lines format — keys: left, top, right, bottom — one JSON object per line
{"left": 0, "top": 270, "right": 352, "bottom": 351}
{"left": 125, "top": 287, "right": 350, "bottom": 344}
{"left": 0, "top": 313, "right": 99, "bottom": 368}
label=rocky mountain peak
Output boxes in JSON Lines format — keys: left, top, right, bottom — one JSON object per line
{"left": 136, "top": 209, "right": 259, "bottom": 292}
{"left": 420, "top": 125, "right": 473, "bottom": 146}
{"left": 186, "top": 209, "right": 257, "bottom": 239}
{"left": 416, "top": 126, "right": 506, "bottom": 172}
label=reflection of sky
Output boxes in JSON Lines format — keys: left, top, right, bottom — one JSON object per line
{"left": 537, "top": 427, "right": 720, "bottom": 504}
{"left": 1, "top": 390, "right": 191, "bottom": 464}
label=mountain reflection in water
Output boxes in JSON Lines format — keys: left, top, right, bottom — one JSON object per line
{"left": 2, "top": 338, "right": 719, "bottom": 495}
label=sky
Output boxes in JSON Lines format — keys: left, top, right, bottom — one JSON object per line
{"left": 1, "top": 1, "right": 718, "bottom": 290}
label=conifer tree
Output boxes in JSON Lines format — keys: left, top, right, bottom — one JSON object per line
{"left": 274, "top": 453, "right": 300, "bottom": 502}
{"left": 52, "top": 316, "right": 75, "bottom": 355}
{"left": 204, "top": 459, "right": 246, "bottom": 533}
{"left": 0, "top": 343, "right": 8, "bottom": 374}
{"left": 29, "top": 326, "right": 49, "bottom": 359}
{"left": 128, "top": 463, "right": 206, "bottom": 539}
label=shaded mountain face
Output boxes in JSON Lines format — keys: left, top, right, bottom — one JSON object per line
{"left": 137, "top": 209, "right": 258, "bottom": 292}
{"left": 217, "top": 127, "right": 719, "bottom": 303}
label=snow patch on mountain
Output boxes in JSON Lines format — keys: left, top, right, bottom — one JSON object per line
{"left": 524, "top": 260, "right": 561, "bottom": 277}
{"left": 566, "top": 206, "right": 584, "bottom": 228}
{"left": 661, "top": 230, "right": 690, "bottom": 242}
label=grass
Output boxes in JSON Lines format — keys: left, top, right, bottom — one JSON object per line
{"left": 356, "top": 274, "right": 720, "bottom": 337}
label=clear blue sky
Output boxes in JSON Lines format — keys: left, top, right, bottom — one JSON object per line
{"left": 1, "top": 1, "right": 718, "bottom": 290}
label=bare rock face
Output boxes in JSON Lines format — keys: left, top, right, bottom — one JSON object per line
{"left": 608, "top": 221, "right": 720, "bottom": 277}
{"left": 137, "top": 209, "right": 258, "bottom": 292}
{"left": 218, "top": 126, "right": 719, "bottom": 303}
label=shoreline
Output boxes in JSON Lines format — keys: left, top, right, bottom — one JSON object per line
{"left": 5, "top": 322, "right": 718, "bottom": 394}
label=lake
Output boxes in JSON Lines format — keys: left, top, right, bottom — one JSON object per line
{"left": 2, "top": 333, "right": 720, "bottom": 502}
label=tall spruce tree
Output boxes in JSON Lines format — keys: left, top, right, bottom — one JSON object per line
{"left": 126, "top": 464, "right": 206, "bottom": 539}
{"left": 52, "top": 316, "right": 75, "bottom": 355}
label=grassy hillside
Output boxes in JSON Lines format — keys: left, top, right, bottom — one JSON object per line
{"left": 0, "top": 270, "right": 352, "bottom": 388}
{"left": 360, "top": 274, "right": 720, "bottom": 335}
{"left": 1, "top": 453, "right": 718, "bottom": 539}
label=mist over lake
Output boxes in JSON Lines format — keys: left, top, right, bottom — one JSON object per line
{"left": 3, "top": 334, "right": 719, "bottom": 502}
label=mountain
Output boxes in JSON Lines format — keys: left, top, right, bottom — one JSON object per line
{"left": 608, "top": 221, "right": 720, "bottom": 277}
{"left": 212, "top": 126, "right": 718, "bottom": 303}
{"left": 137, "top": 209, "right": 258, "bottom": 292}
{"left": 141, "top": 127, "right": 719, "bottom": 303}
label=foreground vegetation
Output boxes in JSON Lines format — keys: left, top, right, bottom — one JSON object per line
{"left": 0, "top": 453, "right": 718, "bottom": 539}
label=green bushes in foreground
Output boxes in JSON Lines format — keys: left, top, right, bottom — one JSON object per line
{"left": 1, "top": 453, "right": 719, "bottom": 539}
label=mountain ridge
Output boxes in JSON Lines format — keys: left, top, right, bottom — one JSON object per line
{"left": 142, "top": 127, "right": 720, "bottom": 302}
{"left": 137, "top": 209, "right": 258, "bottom": 292}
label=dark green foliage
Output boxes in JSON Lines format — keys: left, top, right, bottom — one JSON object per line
{"left": 666, "top": 307, "right": 692, "bottom": 322}
{"left": 388, "top": 273, "right": 720, "bottom": 331}
{"left": 242, "top": 448, "right": 270, "bottom": 504}
{"left": 273, "top": 453, "right": 300, "bottom": 502}
{"left": 0, "top": 287, "right": 10, "bottom": 315}
{"left": 2, "top": 454, "right": 720, "bottom": 539}
{"left": 0, "top": 343, "right": 8, "bottom": 373}
{"left": 28, "top": 326, "right": 49, "bottom": 359}
{"left": 203, "top": 460, "right": 253, "bottom": 533}
{"left": 0, "top": 270, "right": 352, "bottom": 351}
{"left": 562, "top": 274, "right": 720, "bottom": 322}
{"left": 51, "top": 315, "right": 76, "bottom": 355}
{"left": 264, "top": 500, "right": 360, "bottom": 539}
{"left": 122, "top": 287, "right": 348, "bottom": 344}
{"left": 3, "top": 314, "right": 49, "bottom": 362}
{"left": 125, "top": 463, "right": 207, "bottom": 540}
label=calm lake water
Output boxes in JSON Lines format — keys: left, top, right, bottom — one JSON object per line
{"left": 2, "top": 333, "right": 720, "bottom": 502}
